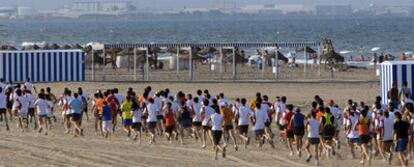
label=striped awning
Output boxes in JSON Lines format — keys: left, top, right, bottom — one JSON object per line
{"left": 104, "top": 42, "right": 320, "bottom": 49}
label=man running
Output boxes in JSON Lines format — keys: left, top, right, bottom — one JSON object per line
{"left": 320, "top": 107, "right": 337, "bottom": 158}
{"left": 394, "top": 112, "right": 410, "bottom": 167}
{"left": 291, "top": 108, "right": 305, "bottom": 157}
{"left": 305, "top": 111, "right": 320, "bottom": 166}
{"left": 144, "top": 98, "right": 158, "bottom": 144}
{"left": 201, "top": 99, "right": 215, "bottom": 148}
{"left": 220, "top": 101, "right": 238, "bottom": 151}
{"left": 131, "top": 100, "right": 142, "bottom": 143}
{"left": 178, "top": 100, "right": 192, "bottom": 145}
{"left": 121, "top": 96, "right": 133, "bottom": 140}
{"left": 101, "top": 101, "right": 113, "bottom": 140}
{"left": 355, "top": 108, "right": 371, "bottom": 164}
{"left": 208, "top": 105, "right": 226, "bottom": 160}
{"left": 69, "top": 93, "right": 84, "bottom": 137}
{"left": 252, "top": 103, "right": 274, "bottom": 149}
{"left": 0, "top": 87, "right": 9, "bottom": 131}
{"left": 235, "top": 98, "right": 252, "bottom": 148}
{"left": 34, "top": 93, "right": 52, "bottom": 135}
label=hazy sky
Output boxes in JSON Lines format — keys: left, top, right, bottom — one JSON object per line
{"left": 1, "top": 0, "right": 413, "bottom": 10}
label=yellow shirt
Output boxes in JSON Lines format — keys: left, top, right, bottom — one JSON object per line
{"left": 121, "top": 101, "right": 133, "bottom": 119}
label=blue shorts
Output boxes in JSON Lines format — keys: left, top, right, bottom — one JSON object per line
{"left": 147, "top": 121, "right": 157, "bottom": 129}
{"left": 123, "top": 119, "right": 132, "bottom": 126}
{"left": 39, "top": 114, "right": 48, "bottom": 118}
{"left": 180, "top": 119, "right": 192, "bottom": 128}
{"left": 395, "top": 139, "right": 408, "bottom": 152}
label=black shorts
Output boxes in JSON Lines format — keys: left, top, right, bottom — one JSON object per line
{"left": 157, "top": 115, "right": 164, "bottom": 120}
{"left": 0, "top": 108, "right": 6, "bottom": 114}
{"left": 83, "top": 106, "right": 88, "bottom": 113}
{"left": 202, "top": 125, "right": 211, "bottom": 131}
{"left": 308, "top": 138, "right": 320, "bottom": 145}
{"left": 224, "top": 125, "right": 233, "bottom": 131}
{"left": 28, "top": 108, "right": 35, "bottom": 116}
{"left": 265, "top": 121, "right": 271, "bottom": 127}
{"left": 348, "top": 138, "right": 360, "bottom": 144}
{"left": 238, "top": 125, "right": 249, "bottom": 134}
{"left": 359, "top": 135, "right": 371, "bottom": 144}
{"left": 71, "top": 113, "right": 81, "bottom": 122}
{"left": 94, "top": 113, "right": 102, "bottom": 120}
{"left": 278, "top": 124, "right": 285, "bottom": 131}
{"left": 147, "top": 121, "right": 157, "bottom": 129}
{"left": 293, "top": 127, "right": 305, "bottom": 136}
{"left": 192, "top": 121, "right": 202, "bottom": 127}
{"left": 6, "top": 103, "right": 12, "bottom": 110}
{"left": 165, "top": 125, "right": 175, "bottom": 134}
{"left": 132, "top": 122, "right": 142, "bottom": 130}
{"left": 65, "top": 114, "right": 72, "bottom": 119}
{"left": 287, "top": 130, "right": 294, "bottom": 139}
{"left": 255, "top": 129, "right": 265, "bottom": 136}
{"left": 212, "top": 130, "right": 222, "bottom": 145}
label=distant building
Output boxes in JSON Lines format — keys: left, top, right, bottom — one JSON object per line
{"left": 0, "top": 7, "right": 17, "bottom": 19}
{"left": 241, "top": 4, "right": 314, "bottom": 15}
{"left": 315, "top": 5, "right": 352, "bottom": 16}
{"left": 56, "top": 1, "right": 136, "bottom": 18}
{"left": 17, "top": 7, "right": 38, "bottom": 18}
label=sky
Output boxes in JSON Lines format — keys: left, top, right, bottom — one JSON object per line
{"left": 1, "top": 0, "right": 413, "bottom": 10}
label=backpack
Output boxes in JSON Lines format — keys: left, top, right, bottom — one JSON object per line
{"left": 292, "top": 113, "right": 304, "bottom": 128}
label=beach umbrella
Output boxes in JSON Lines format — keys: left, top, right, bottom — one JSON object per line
{"left": 61, "top": 44, "right": 71, "bottom": 49}
{"left": 72, "top": 44, "right": 83, "bottom": 49}
{"left": 7, "top": 46, "right": 17, "bottom": 50}
{"left": 24, "top": 44, "right": 40, "bottom": 50}
{"left": 198, "top": 47, "right": 217, "bottom": 55}
{"left": 371, "top": 47, "right": 380, "bottom": 52}
{"left": 296, "top": 46, "right": 316, "bottom": 53}
{"left": 50, "top": 43, "right": 60, "bottom": 50}
{"left": 42, "top": 44, "right": 51, "bottom": 50}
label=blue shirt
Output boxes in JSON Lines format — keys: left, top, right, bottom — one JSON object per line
{"left": 102, "top": 105, "right": 112, "bottom": 121}
{"left": 69, "top": 98, "right": 83, "bottom": 114}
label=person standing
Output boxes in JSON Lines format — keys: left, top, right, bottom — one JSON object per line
{"left": 388, "top": 81, "right": 399, "bottom": 109}
{"left": 394, "top": 112, "right": 410, "bottom": 167}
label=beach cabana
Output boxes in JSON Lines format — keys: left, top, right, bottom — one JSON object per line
{"left": 379, "top": 61, "right": 414, "bottom": 104}
{"left": 0, "top": 50, "right": 85, "bottom": 82}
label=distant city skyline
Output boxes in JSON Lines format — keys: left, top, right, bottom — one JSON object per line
{"left": 1, "top": 0, "right": 413, "bottom": 10}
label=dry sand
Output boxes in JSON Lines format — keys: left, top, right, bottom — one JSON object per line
{"left": 1, "top": 81, "right": 405, "bottom": 167}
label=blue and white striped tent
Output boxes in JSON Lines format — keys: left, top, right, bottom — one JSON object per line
{"left": 0, "top": 50, "right": 85, "bottom": 82}
{"left": 380, "top": 61, "right": 414, "bottom": 105}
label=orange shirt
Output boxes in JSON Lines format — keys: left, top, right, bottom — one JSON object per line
{"left": 316, "top": 111, "right": 324, "bottom": 122}
{"left": 220, "top": 108, "right": 234, "bottom": 126}
{"left": 164, "top": 110, "right": 175, "bottom": 126}
{"left": 95, "top": 98, "right": 105, "bottom": 114}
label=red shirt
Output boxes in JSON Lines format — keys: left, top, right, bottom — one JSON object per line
{"left": 105, "top": 95, "right": 119, "bottom": 114}
{"left": 285, "top": 111, "right": 294, "bottom": 131}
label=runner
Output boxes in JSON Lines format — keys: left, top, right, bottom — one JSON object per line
{"left": 328, "top": 100, "right": 342, "bottom": 149}
{"left": 394, "top": 112, "right": 410, "bottom": 167}
{"left": 252, "top": 103, "right": 274, "bottom": 149}
{"left": 46, "top": 87, "right": 57, "bottom": 123}
{"left": 285, "top": 104, "right": 296, "bottom": 155}
{"left": 105, "top": 90, "right": 120, "bottom": 132}
{"left": 69, "top": 93, "right": 84, "bottom": 137}
{"left": 154, "top": 92, "right": 164, "bottom": 136}
{"left": 235, "top": 98, "right": 252, "bottom": 149}
{"left": 121, "top": 96, "right": 133, "bottom": 140}
{"left": 291, "top": 107, "right": 305, "bottom": 157}
{"left": 61, "top": 90, "right": 72, "bottom": 134}
{"left": 178, "top": 100, "right": 192, "bottom": 144}
{"left": 164, "top": 102, "right": 176, "bottom": 143}
{"left": 25, "top": 90, "right": 37, "bottom": 129}
{"left": 34, "top": 93, "right": 52, "bottom": 135}
{"left": 101, "top": 101, "right": 113, "bottom": 140}
{"left": 131, "top": 99, "right": 143, "bottom": 143}
{"left": 5, "top": 87, "right": 13, "bottom": 121}
{"left": 320, "top": 107, "right": 338, "bottom": 158}
{"left": 191, "top": 97, "right": 202, "bottom": 141}
{"left": 201, "top": 99, "right": 215, "bottom": 148}
{"left": 262, "top": 95, "right": 274, "bottom": 141}
{"left": 208, "top": 105, "right": 226, "bottom": 160}
{"left": 93, "top": 93, "right": 105, "bottom": 136}
{"left": 382, "top": 110, "right": 394, "bottom": 164}
{"left": 220, "top": 101, "right": 238, "bottom": 151}
{"left": 345, "top": 110, "right": 359, "bottom": 159}
{"left": 144, "top": 98, "right": 158, "bottom": 144}
{"left": 305, "top": 111, "right": 320, "bottom": 166}
{"left": 0, "top": 87, "right": 9, "bottom": 131}
{"left": 78, "top": 87, "right": 90, "bottom": 122}
{"left": 275, "top": 96, "right": 287, "bottom": 142}
{"left": 355, "top": 108, "right": 371, "bottom": 164}
{"left": 15, "top": 89, "right": 29, "bottom": 131}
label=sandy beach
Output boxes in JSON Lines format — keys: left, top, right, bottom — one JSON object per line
{"left": 1, "top": 81, "right": 401, "bottom": 167}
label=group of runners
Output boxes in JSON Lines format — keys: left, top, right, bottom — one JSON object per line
{"left": 0, "top": 79, "right": 414, "bottom": 166}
